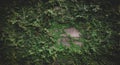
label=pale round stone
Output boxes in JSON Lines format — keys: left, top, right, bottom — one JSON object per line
{"left": 64, "top": 27, "right": 80, "bottom": 38}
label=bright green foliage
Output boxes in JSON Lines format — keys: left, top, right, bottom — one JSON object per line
{"left": 0, "top": 0, "right": 119, "bottom": 65}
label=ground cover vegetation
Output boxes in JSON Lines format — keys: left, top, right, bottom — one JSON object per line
{"left": 0, "top": 0, "right": 120, "bottom": 65}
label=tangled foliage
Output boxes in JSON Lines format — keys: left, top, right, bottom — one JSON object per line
{"left": 0, "top": 0, "right": 119, "bottom": 65}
